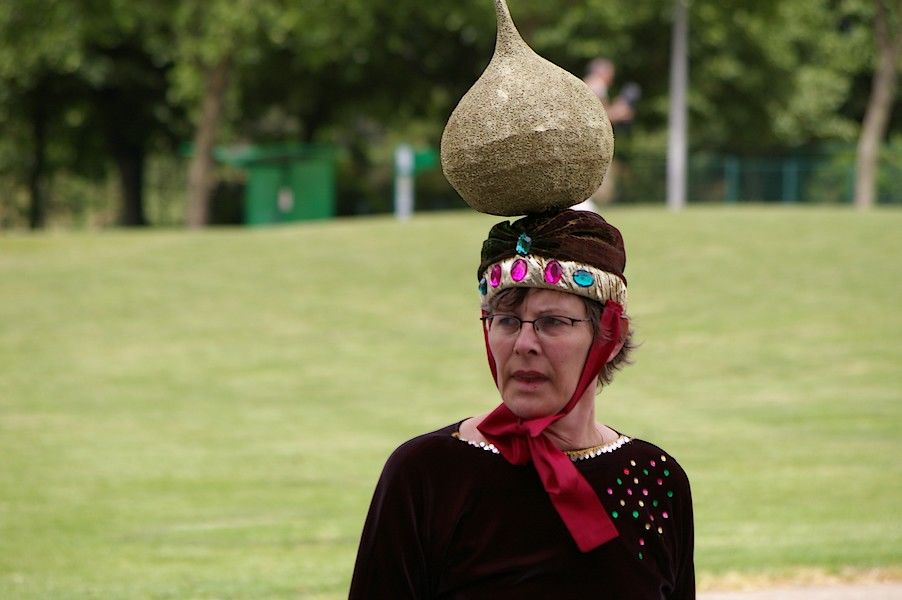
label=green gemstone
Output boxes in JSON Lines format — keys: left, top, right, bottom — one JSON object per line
{"left": 612, "top": 511, "right": 619, "bottom": 519}
{"left": 652, "top": 500, "right": 659, "bottom": 507}
{"left": 616, "top": 478, "right": 622, "bottom": 485}
{"left": 573, "top": 269, "right": 595, "bottom": 287}
{"left": 639, "top": 551, "right": 644, "bottom": 560}
{"left": 632, "top": 511, "right": 639, "bottom": 519}
{"left": 516, "top": 233, "right": 532, "bottom": 255}
{"left": 643, "top": 469, "right": 649, "bottom": 476}
{"left": 667, "top": 491, "right": 674, "bottom": 498}
{"left": 664, "top": 469, "right": 670, "bottom": 477}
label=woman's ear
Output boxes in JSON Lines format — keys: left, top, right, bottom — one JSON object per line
{"left": 619, "top": 316, "right": 630, "bottom": 342}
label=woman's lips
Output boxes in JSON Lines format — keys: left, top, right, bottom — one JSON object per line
{"left": 511, "top": 370, "right": 549, "bottom": 383}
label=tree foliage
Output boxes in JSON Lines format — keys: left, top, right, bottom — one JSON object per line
{"left": 0, "top": 0, "right": 898, "bottom": 227}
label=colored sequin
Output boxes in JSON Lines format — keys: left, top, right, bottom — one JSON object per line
{"left": 657, "top": 478, "right": 663, "bottom": 485}
{"left": 643, "top": 468, "right": 649, "bottom": 476}
{"left": 627, "top": 489, "right": 633, "bottom": 496}
{"left": 667, "top": 491, "right": 674, "bottom": 498}
{"left": 632, "top": 511, "right": 640, "bottom": 519}
{"left": 573, "top": 269, "right": 594, "bottom": 287}
{"left": 543, "top": 260, "right": 562, "bottom": 284}
{"left": 623, "top": 468, "right": 630, "bottom": 475}
{"left": 642, "top": 488, "right": 649, "bottom": 496}
{"left": 639, "top": 551, "right": 644, "bottom": 560}
{"left": 490, "top": 264, "right": 502, "bottom": 287}
{"left": 639, "top": 538, "right": 645, "bottom": 546}
{"left": 664, "top": 469, "right": 671, "bottom": 477}
{"left": 478, "top": 278, "right": 488, "bottom": 295}
{"left": 650, "top": 460, "right": 656, "bottom": 467}
{"left": 607, "top": 488, "right": 613, "bottom": 495}
{"left": 653, "top": 500, "right": 659, "bottom": 508}
{"left": 612, "top": 511, "right": 619, "bottom": 519}
{"left": 516, "top": 233, "right": 532, "bottom": 256}
{"left": 663, "top": 512, "right": 669, "bottom": 519}
{"left": 510, "top": 258, "right": 528, "bottom": 282}
{"left": 616, "top": 478, "right": 623, "bottom": 485}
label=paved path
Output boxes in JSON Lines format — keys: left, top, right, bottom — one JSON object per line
{"left": 700, "top": 583, "right": 902, "bottom": 600}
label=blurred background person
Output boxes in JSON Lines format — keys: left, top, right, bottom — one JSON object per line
{"left": 576, "top": 58, "right": 641, "bottom": 211}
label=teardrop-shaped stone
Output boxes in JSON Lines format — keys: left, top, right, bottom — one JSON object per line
{"left": 510, "top": 258, "right": 528, "bottom": 281}
{"left": 490, "top": 264, "right": 503, "bottom": 287}
{"left": 543, "top": 259, "right": 563, "bottom": 284}
{"left": 440, "top": 0, "right": 613, "bottom": 216}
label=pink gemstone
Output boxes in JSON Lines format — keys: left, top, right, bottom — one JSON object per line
{"left": 639, "top": 538, "right": 645, "bottom": 546}
{"left": 490, "top": 264, "right": 502, "bottom": 287}
{"left": 543, "top": 259, "right": 563, "bottom": 284}
{"left": 650, "top": 514, "right": 655, "bottom": 521}
{"left": 650, "top": 460, "right": 656, "bottom": 467}
{"left": 624, "top": 468, "right": 630, "bottom": 475}
{"left": 607, "top": 488, "right": 613, "bottom": 495}
{"left": 663, "top": 512, "right": 669, "bottom": 519}
{"left": 627, "top": 489, "right": 633, "bottom": 496}
{"left": 657, "top": 478, "right": 663, "bottom": 485}
{"left": 511, "top": 258, "right": 528, "bottom": 282}
{"left": 642, "top": 489, "right": 649, "bottom": 496}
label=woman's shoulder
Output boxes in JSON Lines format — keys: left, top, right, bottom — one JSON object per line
{"left": 617, "top": 436, "right": 692, "bottom": 487}
{"left": 381, "top": 421, "right": 470, "bottom": 474}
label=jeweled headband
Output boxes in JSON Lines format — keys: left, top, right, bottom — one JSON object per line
{"left": 477, "top": 209, "right": 628, "bottom": 309}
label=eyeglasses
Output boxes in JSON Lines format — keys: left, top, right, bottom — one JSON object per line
{"left": 480, "top": 314, "right": 591, "bottom": 339}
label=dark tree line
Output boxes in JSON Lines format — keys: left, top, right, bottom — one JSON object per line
{"left": 0, "top": 0, "right": 897, "bottom": 228}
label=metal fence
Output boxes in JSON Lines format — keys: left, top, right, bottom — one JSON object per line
{"left": 614, "top": 152, "right": 901, "bottom": 205}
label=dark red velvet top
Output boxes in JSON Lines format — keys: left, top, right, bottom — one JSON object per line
{"left": 349, "top": 422, "right": 694, "bottom": 599}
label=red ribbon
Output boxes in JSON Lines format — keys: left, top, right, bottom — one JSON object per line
{"left": 477, "top": 300, "right": 625, "bottom": 552}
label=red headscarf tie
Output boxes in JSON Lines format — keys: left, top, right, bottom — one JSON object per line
{"left": 477, "top": 300, "right": 625, "bottom": 552}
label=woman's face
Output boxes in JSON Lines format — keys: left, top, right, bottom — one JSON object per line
{"left": 487, "top": 288, "right": 594, "bottom": 420}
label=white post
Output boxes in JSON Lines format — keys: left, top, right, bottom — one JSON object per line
{"left": 394, "top": 144, "right": 415, "bottom": 221}
{"left": 667, "top": 0, "right": 689, "bottom": 211}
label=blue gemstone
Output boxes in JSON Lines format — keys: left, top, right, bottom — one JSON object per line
{"left": 478, "top": 278, "right": 488, "bottom": 295}
{"left": 516, "top": 233, "right": 532, "bottom": 256}
{"left": 573, "top": 269, "right": 594, "bottom": 287}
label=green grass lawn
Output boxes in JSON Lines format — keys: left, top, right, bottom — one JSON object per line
{"left": 1, "top": 206, "right": 900, "bottom": 598}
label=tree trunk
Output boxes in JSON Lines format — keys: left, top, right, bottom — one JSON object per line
{"left": 28, "top": 92, "right": 47, "bottom": 230}
{"left": 116, "top": 147, "right": 147, "bottom": 226}
{"left": 666, "top": 0, "right": 689, "bottom": 211}
{"left": 186, "top": 55, "right": 231, "bottom": 228}
{"left": 854, "top": 0, "right": 900, "bottom": 209}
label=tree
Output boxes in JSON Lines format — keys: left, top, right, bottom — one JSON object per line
{"left": 0, "top": 1, "right": 84, "bottom": 228}
{"left": 0, "top": 0, "right": 184, "bottom": 228}
{"left": 854, "top": 0, "right": 900, "bottom": 209}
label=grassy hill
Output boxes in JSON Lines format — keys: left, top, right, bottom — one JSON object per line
{"left": 1, "top": 206, "right": 900, "bottom": 598}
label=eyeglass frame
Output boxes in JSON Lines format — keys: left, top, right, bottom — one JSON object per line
{"left": 480, "top": 313, "right": 593, "bottom": 339}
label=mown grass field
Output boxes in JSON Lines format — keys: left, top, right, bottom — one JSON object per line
{"left": 1, "top": 206, "right": 900, "bottom": 598}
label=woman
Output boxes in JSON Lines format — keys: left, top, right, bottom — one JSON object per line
{"left": 349, "top": 210, "right": 695, "bottom": 598}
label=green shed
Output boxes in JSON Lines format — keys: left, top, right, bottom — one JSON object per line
{"left": 214, "top": 143, "right": 337, "bottom": 225}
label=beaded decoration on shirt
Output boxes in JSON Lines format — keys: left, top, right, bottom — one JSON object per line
{"left": 453, "top": 432, "right": 631, "bottom": 461}
{"left": 452, "top": 432, "right": 500, "bottom": 454}
{"left": 565, "top": 435, "right": 631, "bottom": 461}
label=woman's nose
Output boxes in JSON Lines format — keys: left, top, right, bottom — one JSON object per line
{"left": 512, "top": 321, "right": 541, "bottom": 354}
